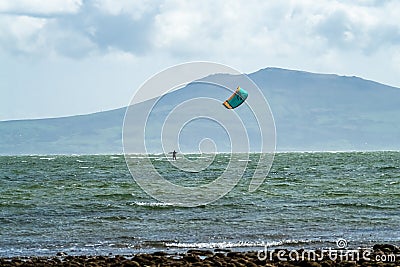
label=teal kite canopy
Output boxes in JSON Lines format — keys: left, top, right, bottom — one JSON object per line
{"left": 223, "top": 87, "right": 248, "bottom": 109}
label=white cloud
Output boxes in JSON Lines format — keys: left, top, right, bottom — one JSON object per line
{"left": 0, "top": 15, "right": 47, "bottom": 54}
{"left": 1, "top": 0, "right": 399, "bottom": 61}
{"left": 93, "top": 0, "right": 159, "bottom": 20}
{"left": 1, "top": 0, "right": 400, "bottom": 120}
{"left": 298, "top": 0, "right": 400, "bottom": 53}
{"left": 0, "top": 0, "right": 87, "bottom": 56}
{"left": 149, "top": 0, "right": 400, "bottom": 88}
{"left": 0, "top": 0, "right": 82, "bottom": 15}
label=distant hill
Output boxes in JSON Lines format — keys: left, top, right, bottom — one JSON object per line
{"left": 0, "top": 108, "right": 125, "bottom": 155}
{"left": 251, "top": 68, "right": 400, "bottom": 151}
{"left": 1, "top": 68, "right": 399, "bottom": 155}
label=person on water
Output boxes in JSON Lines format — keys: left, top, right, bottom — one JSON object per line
{"left": 172, "top": 150, "right": 177, "bottom": 160}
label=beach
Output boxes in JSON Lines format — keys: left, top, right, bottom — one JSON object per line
{"left": 1, "top": 244, "right": 399, "bottom": 266}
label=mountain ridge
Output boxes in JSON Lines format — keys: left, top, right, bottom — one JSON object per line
{"left": 1, "top": 68, "right": 399, "bottom": 155}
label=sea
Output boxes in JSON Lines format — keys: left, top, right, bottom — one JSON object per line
{"left": 1, "top": 152, "right": 399, "bottom": 257}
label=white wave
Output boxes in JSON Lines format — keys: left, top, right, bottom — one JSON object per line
{"left": 165, "top": 239, "right": 314, "bottom": 249}
{"left": 129, "top": 156, "right": 167, "bottom": 159}
{"left": 166, "top": 241, "right": 274, "bottom": 249}
{"left": 134, "top": 202, "right": 175, "bottom": 207}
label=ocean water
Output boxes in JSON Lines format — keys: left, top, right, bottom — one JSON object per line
{"left": 0, "top": 152, "right": 399, "bottom": 257}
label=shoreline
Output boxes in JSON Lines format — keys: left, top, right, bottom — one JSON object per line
{"left": 1, "top": 244, "right": 398, "bottom": 266}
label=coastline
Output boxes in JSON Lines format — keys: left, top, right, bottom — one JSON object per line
{"left": 1, "top": 245, "right": 398, "bottom": 266}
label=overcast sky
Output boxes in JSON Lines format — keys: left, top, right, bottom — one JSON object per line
{"left": 1, "top": 0, "right": 399, "bottom": 120}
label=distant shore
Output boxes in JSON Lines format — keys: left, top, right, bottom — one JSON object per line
{"left": 1, "top": 244, "right": 398, "bottom": 266}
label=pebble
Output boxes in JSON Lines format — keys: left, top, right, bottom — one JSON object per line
{"left": 0, "top": 246, "right": 398, "bottom": 266}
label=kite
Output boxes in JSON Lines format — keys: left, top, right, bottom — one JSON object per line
{"left": 222, "top": 86, "right": 248, "bottom": 109}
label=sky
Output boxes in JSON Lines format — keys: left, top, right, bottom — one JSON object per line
{"left": 1, "top": 0, "right": 400, "bottom": 121}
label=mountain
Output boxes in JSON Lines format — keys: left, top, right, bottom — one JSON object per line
{"left": 1, "top": 68, "right": 399, "bottom": 155}
{"left": 251, "top": 68, "right": 400, "bottom": 151}
{"left": 0, "top": 108, "right": 125, "bottom": 155}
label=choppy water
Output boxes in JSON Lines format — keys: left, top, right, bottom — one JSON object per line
{"left": 1, "top": 152, "right": 399, "bottom": 257}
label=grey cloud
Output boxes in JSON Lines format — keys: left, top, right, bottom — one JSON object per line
{"left": 53, "top": 0, "right": 158, "bottom": 57}
{"left": 0, "top": 1, "right": 158, "bottom": 58}
{"left": 85, "top": 12, "right": 154, "bottom": 55}
{"left": 313, "top": 9, "right": 354, "bottom": 48}
{"left": 312, "top": 7, "right": 400, "bottom": 55}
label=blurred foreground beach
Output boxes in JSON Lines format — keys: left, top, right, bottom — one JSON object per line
{"left": 1, "top": 244, "right": 399, "bottom": 266}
